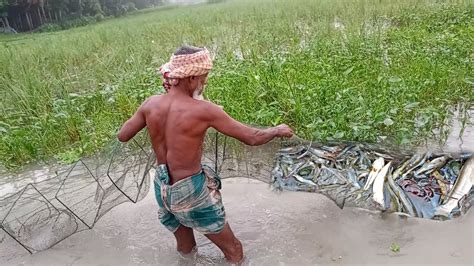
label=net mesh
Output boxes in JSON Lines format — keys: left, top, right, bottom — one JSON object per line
{"left": 0, "top": 130, "right": 472, "bottom": 255}
{"left": 0, "top": 130, "right": 154, "bottom": 254}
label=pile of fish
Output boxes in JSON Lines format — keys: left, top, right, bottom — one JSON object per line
{"left": 271, "top": 142, "right": 473, "bottom": 219}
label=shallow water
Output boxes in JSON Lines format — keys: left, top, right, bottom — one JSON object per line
{"left": 444, "top": 109, "right": 474, "bottom": 153}
{"left": 1, "top": 178, "right": 472, "bottom": 265}
{"left": 425, "top": 108, "right": 474, "bottom": 153}
{"left": 0, "top": 110, "right": 473, "bottom": 264}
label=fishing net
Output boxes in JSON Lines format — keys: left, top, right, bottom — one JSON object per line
{"left": 1, "top": 130, "right": 472, "bottom": 255}
{"left": 0, "top": 130, "right": 154, "bottom": 254}
{"left": 270, "top": 136, "right": 473, "bottom": 220}
{"left": 0, "top": 129, "right": 278, "bottom": 254}
{"left": 202, "top": 130, "right": 279, "bottom": 183}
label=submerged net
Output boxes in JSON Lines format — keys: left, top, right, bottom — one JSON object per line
{"left": 270, "top": 137, "right": 473, "bottom": 220}
{"left": 0, "top": 130, "right": 154, "bottom": 254}
{"left": 0, "top": 129, "right": 278, "bottom": 254}
{"left": 0, "top": 130, "right": 472, "bottom": 255}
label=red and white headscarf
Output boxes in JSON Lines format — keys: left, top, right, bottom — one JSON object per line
{"left": 159, "top": 48, "right": 213, "bottom": 92}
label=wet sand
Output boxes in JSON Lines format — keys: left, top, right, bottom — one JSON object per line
{"left": 1, "top": 177, "right": 472, "bottom": 266}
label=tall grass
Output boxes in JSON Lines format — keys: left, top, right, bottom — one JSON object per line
{"left": 1, "top": 0, "right": 473, "bottom": 169}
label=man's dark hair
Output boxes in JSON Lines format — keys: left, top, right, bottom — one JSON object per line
{"left": 174, "top": 45, "right": 204, "bottom": 55}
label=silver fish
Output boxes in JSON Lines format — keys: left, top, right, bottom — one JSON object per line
{"left": 373, "top": 162, "right": 392, "bottom": 207}
{"left": 272, "top": 164, "right": 283, "bottom": 181}
{"left": 321, "top": 144, "right": 347, "bottom": 154}
{"left": 400, "top": 153, "right": 428, "bottom": 178}
{"left": 414, "top": 155, "right": 449, "bottom": 177}
{"left": 392, "top": 156, "right": 412, "bottom": 181}
{"left": 336, "top": 144, "right": 356, "bottom": 158}
{"left": 386, "top": 184, "right": 401, "bottom": 212}
{"left": 435, "top": 157, "right": 474, "bottom": 217}
{"left": 387, "top": 171, "right": 416, "bottom": 217}
{"left": 285, "top": 161, "right": 305, "bottom": 179}
{"left": 278, "top": 146, "right": 306, "bottom": 158}
{"left": 357, "top": 172, "right": 368, "bottom": 181}
{"left": 294, "top": 174, "right": 317, "bottom": 186}
{"left": 372, "top": 151, "right": 394, "bottom": 160}
{"left": 309, "top": 147, "right": 336, "bottom": 160}
{"left": 346, "top": 169, "right": 361, "bottom": 189}
{"left": 363, "top": 157, "right": 385, "bottom": 190}
{"left": 321, "top": 165, "right": 347, "bottom": 184}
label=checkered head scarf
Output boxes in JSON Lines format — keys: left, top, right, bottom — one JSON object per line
{"left": 159, "top": 48, "right": 213, "bottom": 92}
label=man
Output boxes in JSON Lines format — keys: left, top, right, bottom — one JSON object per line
{"left": 117, "top": 45, "right": 293, "bottom": 263}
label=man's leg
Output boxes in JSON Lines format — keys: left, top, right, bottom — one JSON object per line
{"left": 205, "top": 223, "right": 243, "bottom": 263}
{"left": 173, "top": 225, "right": 197, "bottom": 254}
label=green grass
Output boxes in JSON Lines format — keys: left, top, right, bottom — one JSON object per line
{"left": 1, "top": 0, "right": 473, "bottom": 169}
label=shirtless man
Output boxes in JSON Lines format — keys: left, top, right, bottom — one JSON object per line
{"left": 117, "top": 45, "right": 293, "bottom": 263}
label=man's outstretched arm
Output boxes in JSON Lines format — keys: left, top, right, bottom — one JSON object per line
{"left": 117, "top": 100, "right": 148, "bottom": 142}
{"left": 205, "top": 103, "right": 293, "bottom": 146}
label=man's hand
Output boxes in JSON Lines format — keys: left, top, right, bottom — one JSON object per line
{"left": 206, "top": 102, "right": 294, "bottom": 146}
{"left": 274, "top": 124, "right": 294, "bottom": 138}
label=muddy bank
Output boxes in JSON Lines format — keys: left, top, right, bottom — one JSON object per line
{"left": 1, "top": 178, "right": 472, "bottom": 265}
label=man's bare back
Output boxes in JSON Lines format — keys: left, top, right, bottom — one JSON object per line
{"left": 118, "top": 90, "right": 293, "bottom": 184}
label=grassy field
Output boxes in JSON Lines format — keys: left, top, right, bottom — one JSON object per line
{"left": 0, "top": 0, "right": 473, "bottom": 169}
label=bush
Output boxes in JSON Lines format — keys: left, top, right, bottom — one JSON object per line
{"left": 37, "top": 23, "right": 62, "bottom": 33}
{"left": 59, "top": 16, "right": 97, "bottom": 30}
{"left": 124, "top": 2, "right": 138, "bottom": 12}
{"left": 94, "top": 13, "right": 105, "bottom": 22}
{"left": 37, "top": 16, "right": 100, "bottom": 33}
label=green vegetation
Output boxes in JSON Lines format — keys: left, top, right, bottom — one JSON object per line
{"left": 1, "top": 0, "right": 473, "bottom": 169}
{"left": 390, "top": 242, "right": 401, "bottom": 253}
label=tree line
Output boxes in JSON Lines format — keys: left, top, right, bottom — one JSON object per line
{"left": 0, "top": 0, "right": 165, "bottom": 32}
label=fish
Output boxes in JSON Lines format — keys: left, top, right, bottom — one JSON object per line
{"left": 346, "top": 169, "right": 361, "bottom": 189}
{"left": 363, "top": 157, "right": 385, "bottom": 190}
{"left": 321, "top": 144, "right": 347, "bottom": 154}
{"left": 387, "top": 171, "right": 416, "bottom": 217}
{"left": 336, "top": 144, "right": 356, "bottom": 158}
{"left": 308, "top": 147, "right": 336, "bottom": 160}
{"left": 296, "top": 149, "right": 311, "bottom": 159}
{"left": 386, "top": 184, "right": 401, "bottom": 212}
{"left": 310, "top": 155, "right": 329, "bottom": 165}
{"left": 414, "top": 155, "right": 449, "bottom": 177}
{"left": 271, "top": 164, "right": 283, "bottom": 182}
{"left": 373, "top": 162, "right": 392, "bottom": 208}
{"left": 293, "top": 174, "right": 317, "bottom": 186}
{"left": 284, "top": 161, "right": 305, "bottom": 179}
{"left": 372, "top": 151, "right": 394, "bottom": 161}
{"left": 297, "top": 162, "right": 315, "bottom": 177}
{"left": 432, "top": 171, "right": 447, "bottom": 201}
{"left": 320, "top": 165, "right": 347, "bottom": 184}
{"left": 401, "top": 153, "right": 427, "bottom": 178}
{"left": 278, "top": 146, "right": 306, "bottom": 158}
{"left": 391, "top": 156, "right": 412, "bottom": 181}
{"left": 435, "top": 157, "right": 474, "bottom": 217}
{"left": 358, "top": 172, "right": 368, "bottom": 180}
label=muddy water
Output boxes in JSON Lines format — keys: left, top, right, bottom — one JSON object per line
{"left": 425, "top": 108, "right": 474, "bottom": 153}
{"left": 1, "top": 178, "right": 472, "bottom": 265}
{"left": 1, "top": 111, "right": 473, "bottom": 265}
{"left": 443, "top": 109, "right": 474, "bottom": 153}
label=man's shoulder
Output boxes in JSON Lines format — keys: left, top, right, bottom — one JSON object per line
{"left": 148, "top": 94, "right": 164, "bottom": 102}
{"left": 195, "top": 99, "right": 224, "bottom": 114}
{"left": 193, "top": 100, "right": 229, "bottom": 124}
{"left": 142, "top": 94, "right": 163, "bottom": 107}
